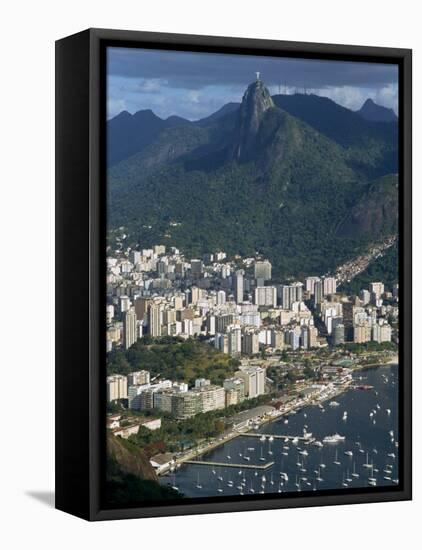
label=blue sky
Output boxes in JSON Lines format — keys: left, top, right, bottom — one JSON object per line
{"left": 107, "top": 47, "right": 399, "bottom": 121}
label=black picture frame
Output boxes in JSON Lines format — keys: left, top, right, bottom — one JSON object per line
{"left": 55, "top": 28, "right": 412, "bottom": 521}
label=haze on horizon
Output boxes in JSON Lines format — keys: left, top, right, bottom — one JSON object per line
{"left": 107, "top": 47, "right": 399, "bottom": 121}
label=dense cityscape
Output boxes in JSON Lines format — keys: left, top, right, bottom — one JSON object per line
{"left": 106, "top": 240, "right": 398, "bottom": 487}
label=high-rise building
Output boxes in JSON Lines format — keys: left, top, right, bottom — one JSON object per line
{"left": 255, "top": 286, "right": 277, "bottom": 308}
{"left": 254, "top": 260, "right": 272, "bottom": 281}
{"left": 190, "top": 259, "right": 204, "bottom": 276}
{"left": 194, "top": 385, "right": 225, "bottom": 412}
{"left": 359, "top": 289, "right": 371, "bottom": 305}
{"left": 301, "top": 325, "right": 309, "bottom": 349}
{"left": 127, "top": 370, "right": 150, "bottom": 386}
{"left": 241, "top": 327, "right": 260, "bottom": 355}
{"left": 369, "top": 282, "right": 385, "bottom": 301}
{"left": 235, "top": 367, "right": 265, "bottom": 398}
{"left": 123, "top": 308, "right": 137, "bottom": 349}
{"left": 134, "top": 297, "right": 152, "bottom": 321}
{"left": 314, "top": 280, "right": 324, "bottom": 306}
{"left": 214, "top": 333, "right": 229, "bottom": 354}
{"left": 234, "top": 269, "right": 244, "bottom": 304}
{"left": 280, "top": 283, "right": 303, "bottom": 309}
{"left": 149, "top": 302, "right": 162, "bottom": 337}
{"left": 227, "top": 324, "right": 242, "bottom": 356}
{"left": 372, "top": 322, "right": 392, "bottom": 343}
{"left": 309, "top": 325, "right": 318, "bottom": 348}
{"left": 223, "top": 377, "right": 245, "bottom": 403}
{"left": 332, "top": 323, "right": 345, "bottom": 346}
{"left": 171, "top": 391, "right": 202, "bottom": 420}
{"left": 305, "top": 276, "right": 321, "bottom": 294}
{"left": 323, "top": 277, "right": 337, "bottom": 295}
{"left": 354, "top": 323, "right": 372, "bottom": 343}
{"left": 107, "top": 375, "right": 128, "bottom": 402}
{"left": 216, "top": 290, "right": 226, "bottom": 305}
{"left": 119, "top": 295, "right": 131, "bottom": 313}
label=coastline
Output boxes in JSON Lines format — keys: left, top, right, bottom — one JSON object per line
{"left": 160, "top": 359, "right": 397, "bottom": 477}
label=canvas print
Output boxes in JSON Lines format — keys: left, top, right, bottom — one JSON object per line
{"left": 105, "top": 47, "right": 399, "bottom": 507}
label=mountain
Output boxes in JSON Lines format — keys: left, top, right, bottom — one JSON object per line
{"left": 357, "top": 98, "right": 398, "bottom": 123}
{"left": 107, "top": 109, "right": 190, "bottom": 167}
{"left": 196, "top": 102, "right": 239, "bottom": 126}
{"left": 272, "top": 93, "right": 398, "bottom": 178}
{"left": 107, "top": 80, "right": 398, "bottom": 278}
{"left": 107, "top": 433, "right": 180, "bottom": 504}
{"left": 336, "top": 174, "right": 398, "bottom": 239}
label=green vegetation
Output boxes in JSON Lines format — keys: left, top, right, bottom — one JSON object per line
{"left": 107, "top": 92, "right": 398, "bottom": 279}
{"left": 340, "top": 341, "right": 397, "bottom": 354}
{"left": 340, "top": 243, "right": 399, "bottom": 295}
{"left": 106, "top": 457, "right": 181, "bottom": 504}
{"left": 107, "top": 337, "right": 240, "bottom": 386}
{"left": 127, "top": 393, "right": 272, "bottom": 457}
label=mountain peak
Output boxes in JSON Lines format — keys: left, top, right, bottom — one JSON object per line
{"left": 235, "top": 78, "right": 275, "bottom": 160}
{"left": 357, "top": 98, "right": 397, "bottom": 123}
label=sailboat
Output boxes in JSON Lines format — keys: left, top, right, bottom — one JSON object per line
{"left": 268, "top": 435, "right": 274, "bottom": 455}
{"left": 342, "top": 472, "right": 348, "bottom": 487}
{"left": 316, "top": 466, "right": 323, "bottom": 482}
{"left": 351, "top": 462, "right": 359, "bottom": 478}
{"left": 260, "top": 446, "right": 266, "bottom": 462}
{"left": 171, "top": 472, "right": 178, "bottom": 491}
{"left": 363, "top": 453, "right": 372, "bottom": 468}
{"left": 333, "top": 449, "right": 341, "bottom": 465}
{"left": 368, "top": 464, "right": 377, "bottom": 486}
{"left": 195, "top": 472, "right": 202, "bottom": 490}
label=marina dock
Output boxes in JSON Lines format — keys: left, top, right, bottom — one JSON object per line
{"left": 184, "top": 459, "right": 275, "bottom": 470}
{"left": 240, "top": 433, "right": 314, "bottom": 442}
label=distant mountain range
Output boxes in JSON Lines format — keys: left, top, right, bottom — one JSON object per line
{"left": 107, "top": 81, "right": 398, "bottom": 278}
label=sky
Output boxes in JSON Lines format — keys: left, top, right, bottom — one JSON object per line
{"left": 107, "top": 47, "right": 399, "bottom": 121}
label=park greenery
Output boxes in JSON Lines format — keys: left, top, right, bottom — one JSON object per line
{"left": 107, "top": 336, "right": 240, "bottom": 386}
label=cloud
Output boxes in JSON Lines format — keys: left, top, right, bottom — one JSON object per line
{"left": 106, "top": 48, "right": 399, "bottom": 120}
{"left": 108, "top": 47, "right": 398, "bottom": 90}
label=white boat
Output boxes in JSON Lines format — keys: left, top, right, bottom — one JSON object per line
{"left": 333, "top": 449, "right": 341, "bottom": 465}
{"left": 351, "top": 462, "right": 359, "bottom": 478}
{"left": 363, "top": 453, "right": 372, "bottom": 468}
{"left": 342, "top": 411, "right": 348, "bottom": 420}
{"left": 329, "top": 401, "right": 340, "bottom": 407}
{"left": 387, "top": 452, "right": 396, "bottom": 459}
{"left": 386, "top": 409, "right": 391, "bottom": 415}
{"left": 299, "top": 449, "right": 309, "bottom": 456}
{"left": 195, "top": 473, "right": 202, "bottom": 490}
{"left": 313, "top": 440, "right": 323, "bottom": 447}
{"left": 323, "top": 433, "right": 345, "bottom": 444}
{"left": 344, "top": 450, "right": 353, "bottom": 457}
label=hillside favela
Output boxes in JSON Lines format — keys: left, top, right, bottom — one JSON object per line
{"left": 105, "top": 58, "right": 399, "bottom": 505}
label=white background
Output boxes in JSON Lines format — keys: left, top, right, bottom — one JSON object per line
{"left": 0, "top": 1, "right": 419, "bottom": 548}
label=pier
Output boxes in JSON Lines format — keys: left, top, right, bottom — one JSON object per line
{"left": 184, "top": 459, "right": 275, "bottom": 470}
{"left": 240, "top": 433, "right": 314, "bottom": 442}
